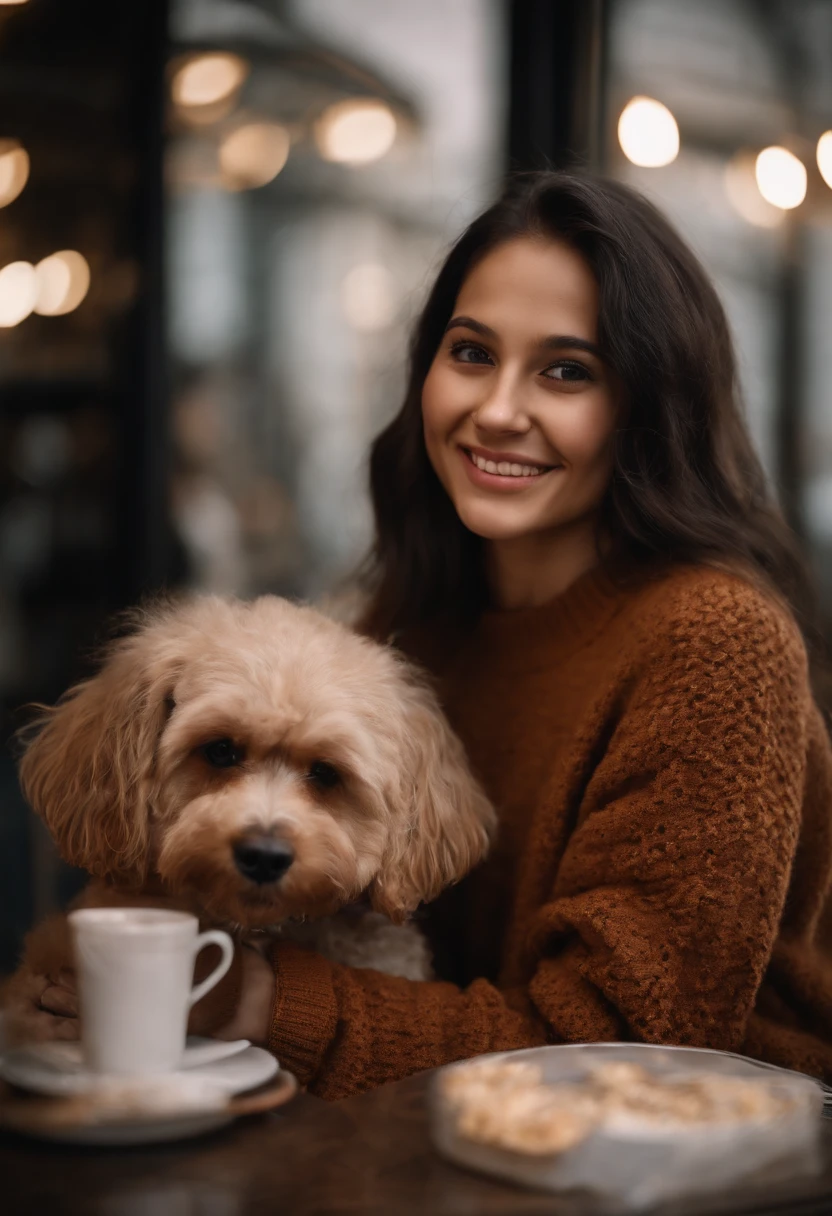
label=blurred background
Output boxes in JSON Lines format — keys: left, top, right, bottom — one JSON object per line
{"left": 1, "top": 0, "right": 831, "bottom": 972}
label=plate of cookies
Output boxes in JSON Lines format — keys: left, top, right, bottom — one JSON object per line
{"left": 432, "top": 1043, "right": 825, "bottom": 1211}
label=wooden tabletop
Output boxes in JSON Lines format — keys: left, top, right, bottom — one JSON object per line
{"left": 5, "top": 1069, "right": 832, "bottom": 1216}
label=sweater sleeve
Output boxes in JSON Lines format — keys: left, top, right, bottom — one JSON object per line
{"left": 268, "top": 940, "right": 549, "bottom": 1099}
{"left": 268, "top": 579, "right": 811, "bottom": 1099}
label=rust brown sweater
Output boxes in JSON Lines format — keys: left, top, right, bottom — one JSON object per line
{"left": 268, "top": 563, "right": 832, "bottom": 1099}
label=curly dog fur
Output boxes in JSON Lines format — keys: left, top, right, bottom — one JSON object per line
{"left": 3, "top": 595, "right": 495, "bottom": 1042}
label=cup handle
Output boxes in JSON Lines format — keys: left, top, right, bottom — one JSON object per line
{"left": 189, "top": 930, "right": 235, "bottom": 1008}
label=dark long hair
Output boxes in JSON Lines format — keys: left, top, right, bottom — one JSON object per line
{"left": 360, "top": 171, "right": 814, "bottom": 648}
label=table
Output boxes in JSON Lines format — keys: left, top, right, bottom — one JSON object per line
{"left": 4, "top": 1070, "right": 832, "bottom": 1216}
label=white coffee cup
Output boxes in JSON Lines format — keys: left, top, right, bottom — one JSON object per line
{"left": 68, "top": 908, "right": 235, "bottom": 1076}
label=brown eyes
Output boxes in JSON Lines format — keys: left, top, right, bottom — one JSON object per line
{"left": 307, "top": 760, "right": 341, "bottom": 790}
{"left": 198, "top": 742, "right": 341, "bottom": 788}
{"left": 201, "top": 738, "right": 243, "bottom": 768}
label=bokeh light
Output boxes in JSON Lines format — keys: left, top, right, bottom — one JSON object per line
{"left": 0, "top": 140, "right": 30, "bottom": 208}
{"left": 754, "top": 146, "right": 807, "bottom": 210}
{"left": 0, "top": 261, "right": 37, "bottom": 327}
{"left": 34, "top": 251, "right": 91, "bottom": 316}
{"left": 341, "top": 263, "right": 396, "bottom": 332}
{"left": 315, "top": 99, "right": 397, "bottom": 166}
{"left": 617, "top": 96, "right": 679, "bottom": 168}
{"left": 817, "top": 131, "right": 832, "bottom": 191}
{"left": 219, "top": 122, "right": 290, "bottom": 190}
{"left": 172, "top": 54, "right": 248, "bottom": 108}
{"left": 724, "top": 152, "right": 783, "bottom": 228}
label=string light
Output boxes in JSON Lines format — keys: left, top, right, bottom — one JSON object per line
{"left": 0, "top": 261, "right": 37, "bottom": 327}
{"left": 219, "top": 122, "right": 290, "bottom": 189}
{"left": 724, "top": 152, "right": 783, "bottom": 228}
{"left": 315, "top": 99, "right": 397, "bottom": 166}
{"left": 34, "top": 251, "right": 90, "bottom": 316}
{"left": 817, "top": 131, "right": 832, "bottom": 191}
{"left": 172, "top": 54, "right": 248, "bottom": 108}
{"left": 617, "top": 97, "right": 679, "bottom": 167}
{"left": 754, "top": 146, "right": 807, "bottom": 210}
{"left": 341, "top": 263, "right": 396, "bottom": 332}
{"left": 0, "top": 140, "right": 29, "bottom": 208}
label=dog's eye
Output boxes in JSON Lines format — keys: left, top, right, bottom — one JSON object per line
{"left": 201, "top": 738, "right": 243, "bottom": 768}
{"left": 307, "top": 760, "right": 340, "bottom": 789}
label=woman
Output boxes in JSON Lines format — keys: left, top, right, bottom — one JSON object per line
{"left": 221, "top": 171, "right": 832, "bottom": 1099}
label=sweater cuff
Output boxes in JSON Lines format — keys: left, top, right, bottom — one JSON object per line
{"left": 268, "top": 941, "right": 339, "bottom": 1086}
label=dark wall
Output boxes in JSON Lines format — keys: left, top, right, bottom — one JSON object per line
{"left": 0, "top": 0, "right": 172, "bottom": 971}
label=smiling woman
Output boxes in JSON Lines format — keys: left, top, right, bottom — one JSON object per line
{"left": 362, "top": 172, "right": 810, "bottom": 640}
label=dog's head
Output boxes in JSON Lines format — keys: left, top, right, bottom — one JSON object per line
{"left": 19, "top": 596, "right": 495, "bottom": 927}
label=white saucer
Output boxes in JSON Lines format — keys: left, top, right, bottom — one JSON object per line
{"left": 0, "top": 1066, "right": 296, "bottom": 1146}
{"left": 0, "top": 1036, "right": 277, "bottom": 1098}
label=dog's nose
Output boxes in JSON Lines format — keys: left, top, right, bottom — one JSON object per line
{"left": 233, "top": 837, "right": 295, "bottom": 885}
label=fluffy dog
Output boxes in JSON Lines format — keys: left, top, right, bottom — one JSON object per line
{"left": 3, "top": 595, "right": 495, "bottom": 1043}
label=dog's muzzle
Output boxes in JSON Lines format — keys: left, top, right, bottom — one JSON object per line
{"left": 233, "top": 836, "right": 295, "bottom": 885}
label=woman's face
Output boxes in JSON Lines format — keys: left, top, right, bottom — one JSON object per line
{"left": 422, "top": 236, "right": 618, "bottom": 547}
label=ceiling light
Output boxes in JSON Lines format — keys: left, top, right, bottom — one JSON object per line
{"left": 172, "top": 54, "right": 248, "bottom": 108}
{"left": 315, "top": 99, "right": 397, "bottom": 166}
{"left": 341, "top": 263, "right": 396, "bottom": 332}
{"left": 34, "top": 251, "right": 91, "bottom": 316}
{"left": 0, "top": 140, "right": 29, "bottom": 208}
{"left": 0, "top": 261, "right": 37, "bottom": 327}
{"left": 754, "top": 146, "right": 806, "bottom": 210}
{"left": 724, "top": 152, "right": 783, "bottom": 229}
{"left": 817, "top": 131, "right": 832, "bottom": 191}
{"left": 617, "top": 96, "right": 679, "bottom": 168}
{"left": 219, "top": 122, "right": 290, "bottom": 190}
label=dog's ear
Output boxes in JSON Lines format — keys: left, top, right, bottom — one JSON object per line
{"left": 368, "top": 669, "right": 496, "bottom": 922}
{"left": 18, "top": 625, "right": 179, "bottom": 888}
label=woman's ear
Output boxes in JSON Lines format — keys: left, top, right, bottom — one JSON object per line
{"left": 369, "top": 669, "right": 496, "bottom": 922}
{"left": 18, "top": 629, "right": 179, "bottom": 888}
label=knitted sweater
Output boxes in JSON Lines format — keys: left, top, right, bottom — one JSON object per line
{"left": 268, "top": 563, "right": 832, "bottom": 1100}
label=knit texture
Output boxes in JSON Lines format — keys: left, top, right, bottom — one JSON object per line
{"left": 268, "top": 563, "right": 832, "bottom": 1099}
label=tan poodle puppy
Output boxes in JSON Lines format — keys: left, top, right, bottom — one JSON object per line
{"left": 3, "top": 595, "right": 495, "bottom": 1043}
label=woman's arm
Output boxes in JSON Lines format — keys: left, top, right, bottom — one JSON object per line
{"left": 542, "top": 580, "right": 811, "bottom": 1054}
{"left": 216, "top": 939, "right": 552, "bottom": 1099}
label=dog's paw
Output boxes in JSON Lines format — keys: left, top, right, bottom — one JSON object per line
{"left": 1, "top": 969, "right": 80, "bottom": 1045}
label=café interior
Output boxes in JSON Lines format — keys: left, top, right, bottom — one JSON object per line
{"left": 2, "top": 0, "right": 832, "bottom": 984}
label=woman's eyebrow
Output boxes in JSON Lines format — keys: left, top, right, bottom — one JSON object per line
{"left": 445, "top": 315, "right": 496, "bottom": 339}
{"left": 445, "top": 315, "right": 601, "bottom": 359}
{"left": 541, "top": 334, "right": 602, "bottom": 358}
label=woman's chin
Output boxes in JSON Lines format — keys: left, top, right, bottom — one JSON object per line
{"left": 457, "top": 507, "right": 542, "bottom": 543}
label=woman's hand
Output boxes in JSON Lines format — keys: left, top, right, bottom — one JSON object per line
{"left": 2, "top": 966, "right": 79, "bottom": 1043}
{"left": 38, "top": 968, "right": 79, "bottom": 1019}
{"left": 5, "top": 945, "right": 276, "bottom": 1048}
{"left": 211, "top": 943, "right": 275, "bottom": 1046}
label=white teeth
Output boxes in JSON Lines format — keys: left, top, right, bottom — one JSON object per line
{"left": 470, "top": 451, "right": 546, "bottom": 477}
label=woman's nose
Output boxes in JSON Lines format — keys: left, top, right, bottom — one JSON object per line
{"left": 472, "top": 372, "right": 529, "bottom": 433}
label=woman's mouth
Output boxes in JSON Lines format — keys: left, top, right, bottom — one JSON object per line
{"left": 459, "top": 446, "right": 562, "bottom": 490}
